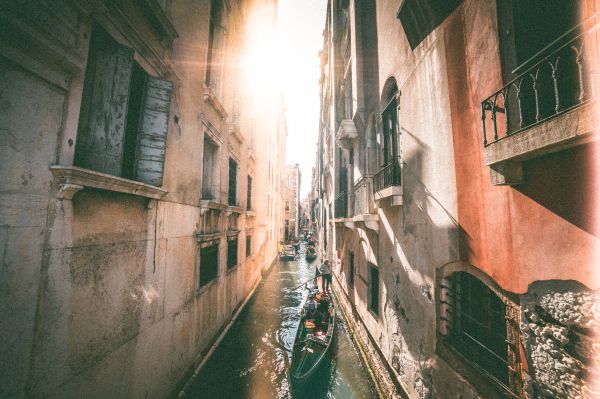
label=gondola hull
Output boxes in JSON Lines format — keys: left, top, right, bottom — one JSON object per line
{"left": 289, "top": 292, "right": 335, "bottom": 382}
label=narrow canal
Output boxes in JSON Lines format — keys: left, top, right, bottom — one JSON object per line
{"left": 186, "top": 243, "right": 377, "bottom": 398}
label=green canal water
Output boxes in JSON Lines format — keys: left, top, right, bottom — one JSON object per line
{"left": 187, "top": 242, "right": 377, "bottom": 398}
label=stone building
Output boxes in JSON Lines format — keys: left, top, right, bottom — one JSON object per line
{"left": 0, "top": 0, "right": 285, "bottom": 397}
{"left": 315, "top": 0, "right": 600, "bottom": 398}
{"left": 283, "top": 163, "right": 301, "bottom": 240}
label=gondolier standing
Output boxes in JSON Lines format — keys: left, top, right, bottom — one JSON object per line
{"left": 319, "top": 259, "right": 332, "bottom": 293}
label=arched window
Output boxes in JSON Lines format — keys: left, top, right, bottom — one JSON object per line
{"left": 374, "top": 78, "right": 401, "bottom": 192}
{"left": 380, "top": 78, "right": 399, "bottom": 165}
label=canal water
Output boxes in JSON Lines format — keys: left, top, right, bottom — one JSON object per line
{"left": 187, "top": 242, "right": 377, "bottom": 398}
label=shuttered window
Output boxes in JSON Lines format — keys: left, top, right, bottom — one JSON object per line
{"left": 247, "top": 175, "right": 252, "bottom": 210}
{"left": 227, "top": 238, "right": 238, "bottom": 269}
{"left": 228, "top": 158, "right": 237, "bottom": 206}
{"left": 368, "top": 263, "right": 379, "bottom": 315}
{"left": 75, "top": 23, "right": 172, "bottom": 186}
{"left": 199, "top": 242, "right": 219, "bottom": 288}
{"left": 348, "top": 252, "right": 355, "bottom": 287}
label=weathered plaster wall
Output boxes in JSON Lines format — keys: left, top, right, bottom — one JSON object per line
{"left": 0, "top": 0, "right": 283, "bottom": 397}
{"left": 0, "top": 57, "right": 65, "bottom": 398}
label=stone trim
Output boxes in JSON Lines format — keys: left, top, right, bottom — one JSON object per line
{"left": 50, "top": 165, "right": 167, "bottom": 200}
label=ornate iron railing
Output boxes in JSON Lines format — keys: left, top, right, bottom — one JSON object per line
{"left": 482, "top": 15, "right": 599, "bottom": 146}
{"left": 334, "top": 191, "right": 348, "bottom": 218}
{"left": 373, "top": 157, "right": 401, "bottom": 193}
{"left": 353, "top": 176, "right": 375, "bottom": 215}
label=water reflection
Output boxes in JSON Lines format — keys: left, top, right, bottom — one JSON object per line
{"left": 188, "top": 243, "right": 376, "bottom": 398}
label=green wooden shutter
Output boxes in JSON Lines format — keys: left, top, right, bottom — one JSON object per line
{"left": 134, "top": 76, "right": 173, "bottom": 186}
{"left": 75, "top": 25, "right": 133, "bottom": 176}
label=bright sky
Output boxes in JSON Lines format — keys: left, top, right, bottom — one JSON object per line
{"left": 277, "top": 0, "right": 327, "bottom": 199}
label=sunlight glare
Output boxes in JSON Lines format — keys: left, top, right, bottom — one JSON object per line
{"left": 242, "top": 6, "right": 283, "bottom": 95}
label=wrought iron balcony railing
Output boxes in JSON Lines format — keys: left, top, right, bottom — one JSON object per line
{"left": 334, "top": 191, "right": 348, "bottom": 218}
{"left": 482, "top": 14, "right": 599, "bottom": 147}
{"left": 373, "top": 157, "right": 401, "bottom": 193}
{"left": 352, "top": 176, "right": 375, "bottom": 216}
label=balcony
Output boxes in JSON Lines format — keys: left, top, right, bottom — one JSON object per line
{"left": 351, "top": 176, "right": 379, "bottom": 232}
{"left": 373, "top": 157, "right": 403, "bottom": 206}
{"left": 334, "top": 191, "right": 348, "bottom": 219}
{"left": 481, "top": 15, "right": 600, "bottom": 185}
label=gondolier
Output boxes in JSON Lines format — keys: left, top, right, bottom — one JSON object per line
{"left": 319, "top": 259, "right": 332, "bottom": 292}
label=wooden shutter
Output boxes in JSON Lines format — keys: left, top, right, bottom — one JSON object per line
{"left": 75, "top": 25, "right": 133, "bottom": 176}
{"left": 134, "top": 76, "right": 173, "bottom": 186}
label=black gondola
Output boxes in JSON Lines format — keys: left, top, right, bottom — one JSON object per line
{"left": 289, "top": 290, "right": 335, "bottom": 382}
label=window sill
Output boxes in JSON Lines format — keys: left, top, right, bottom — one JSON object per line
{"left": 199, "top": 199, "right": 228, "bottom": 215}
{"left": 196, "top": 278, "right": 218, "bottom": 297}
{"left": 246, "top": 210, "right": 256, "bottom": 217}
{"left": 228, "top": 205, "right": 244, "bottom": 214}
{"left": 195, "top": 232, "right": 221, "bottom": 243}
{"left": 226, "top": 265, "right": 239, "bottom": 275}
{"left": 203, "top": 85, "right": 228, "bottom": 120}
{"left": 50, "top": 165, "right": 167, "bottom": 200}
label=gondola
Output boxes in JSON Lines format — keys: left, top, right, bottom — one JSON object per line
{"left": 305, "top": 246, "right": 317, "bottom": 262}
{"left": 289, "top": 290, "right": 335, "bottom": 382}
{"left": 280, "top": 244, "right": 296, "bottom": 261}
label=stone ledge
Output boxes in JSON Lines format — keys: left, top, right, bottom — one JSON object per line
{"left": 50, "top": 165, "right": 167, "bottom": 200}
{"left": 484, "top": 101, "right": 599, "bottom": 166}
{"left": 374, "top": 185, "right": 403, "bottom": 206}
{"left": 353, "top": 214, "right": 379, "bottom": 232}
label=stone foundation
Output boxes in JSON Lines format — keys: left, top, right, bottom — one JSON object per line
{"left": 520, "top": 281, "right": 600, "bottom": 399}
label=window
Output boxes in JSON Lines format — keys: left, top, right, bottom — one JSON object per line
{"left": 206, "top": 0, "right": 226, "bottom": 92}
{"left": 441, "top": 272, "right": 518, "bottom": 392}
{"left": 348, "top": 252, "right": 354, "bottom": 287}
{"left": 398, "top": 0, "right": 462, "bottom": 49}
{"left": 368, "top": 263, "right": 379, "bottom": 315}
{"left": 74, "top": 23, "right": 172, "bottom": 186}
{"left": 374, "top": 78, "right": 402, "bottom": 192}
{"left": 496, "top": 0, "right": 581, "bottom": 131}
{"left": 228, "top": 158, "right": 237, "bottom": 206}
{"left": 246, "top": 235, "right": 251, "bottom": 257}
{"left": 227, "top": 238, "right": 238, "bottom": 269}
{"left": 202, "top": 137, "right": 219, "bottom": 200}
{"left": 285, "top": 201, "right": 290, "bottom": 211}
{"left": 198, "top": 242, "right": 219, "bottom": 289}
{"left": 247, "top": 175, "right": 252, "bottom": 210}
{"left": 381, "top": 91, "right": 399, "bottom": 166}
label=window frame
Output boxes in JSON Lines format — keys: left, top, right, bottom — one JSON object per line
{"left": 368, "top": 262, "right": 379, "bottom": 315}
{"left": 228, "top": 157, "right": 238, "bottom": 206}
{"left": 73, "top": 22, "right": 172, "bottom": 188}
{"left": 227, "top": 237, "right": 238, "bottom": 270}
{"left": 197, "top": 240, "right": 220, "bottom": 291}
{"left": 437, "top": 268, "right": 523, "bottom": 398}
